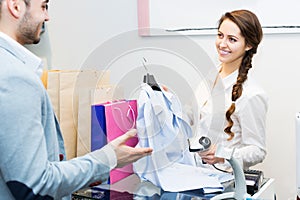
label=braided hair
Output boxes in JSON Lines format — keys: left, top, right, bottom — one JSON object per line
{"left": 219, "top": 10, "right": 263, "bottom": 140}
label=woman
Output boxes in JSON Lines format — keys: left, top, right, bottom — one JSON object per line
{"left": 194, "top": 9, "right": 268, "bottom": 171}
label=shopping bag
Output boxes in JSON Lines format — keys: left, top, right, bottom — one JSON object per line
{"left": 91, "top": 100, "right": 138, "bottom": 184}
{"left": 46, "top": 70, "right": 110, "bottom": 159}
{"left": 46, "top": 70, "right": 61, "bottom": 120}
{"left": 77, "top": 85, "right": 124, "bottom": 157}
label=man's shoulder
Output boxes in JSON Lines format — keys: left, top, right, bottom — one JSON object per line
{"left": 0, "top": 46, "right": 25, "bottom": 70}
{"left": 0, "top": 54, "right": 40, "bottom": 91}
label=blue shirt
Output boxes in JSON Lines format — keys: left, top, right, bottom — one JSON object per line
{"left": 134, "top": 83, "right": 196, "bottom": 187}
{"left": 0, "top": 32, "right": 116, "bottom": 200}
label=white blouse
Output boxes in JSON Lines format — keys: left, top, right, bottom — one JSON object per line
{"left": 188, "top": 68, "right": 268, "bottom": 169}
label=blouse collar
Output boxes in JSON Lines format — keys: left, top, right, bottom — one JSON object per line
{"left": 222, "top": 69, "right": 239, "bottom": 90}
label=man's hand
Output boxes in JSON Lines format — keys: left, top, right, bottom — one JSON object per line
{"left": 109, "top": 129, "right": 153, "bottom": 168}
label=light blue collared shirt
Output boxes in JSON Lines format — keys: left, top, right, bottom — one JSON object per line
{"left": 0, "top": 31, "right": 44, "bottom": 77}
{"left": 134, "top": 83, "right": 196, "bottom": 186}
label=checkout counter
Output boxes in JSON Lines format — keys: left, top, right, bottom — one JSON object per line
{"left": 72, "top": 174, "right": 275, "bottom": 200}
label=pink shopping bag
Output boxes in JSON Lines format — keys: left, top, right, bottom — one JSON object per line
{"left": 91, "top": 100, "right": 138, "bottom": 184}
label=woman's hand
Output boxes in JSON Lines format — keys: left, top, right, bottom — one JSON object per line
{"left": 198, "top": 144, "right": 225, "bottom": 165}
{"left": 161, "top": 85, "right": 168, "bottom": 92}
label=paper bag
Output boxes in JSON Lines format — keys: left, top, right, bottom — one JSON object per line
{"left": 77, "top": 85, "right": 124, "bottom": 157}
{"left": 47, "top": 70, "right": 110, "bottom": 159}
{"left": 91, "top": 100, "right": 138, "bottom": 184}
{"left": 46, "top": 70, "right": 61, "bottom": 120}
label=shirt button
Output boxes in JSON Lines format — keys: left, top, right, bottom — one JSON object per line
{"left": 59, "top": 154, "right": 64, "bottom": 161}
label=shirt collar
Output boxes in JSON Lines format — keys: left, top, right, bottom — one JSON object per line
{"left": 142, "top": 83, "right": 184, "bottom": 117}
{"left": 219, "top": 66, "right": 239, "bottom": 90}
{"left": 0, "top": 31, "right": 43, "bottom": 77}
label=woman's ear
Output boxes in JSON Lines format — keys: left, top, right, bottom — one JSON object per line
{"left": 6, "top": 0, "right": 24, "bottom": 19}
{"left": 245, "top": 44, "right": 252, "bottom": 51}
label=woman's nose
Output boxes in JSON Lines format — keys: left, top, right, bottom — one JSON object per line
{"left": 219, "top": 38, "right": 227, "bottom": 47}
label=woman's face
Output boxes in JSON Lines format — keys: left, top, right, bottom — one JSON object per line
{"left": 215, "top": 19, "right": 251, "bottom": 68}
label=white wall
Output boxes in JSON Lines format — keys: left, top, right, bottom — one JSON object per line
{"left": 27, "top": 0, "right": 300, "bottom": 199}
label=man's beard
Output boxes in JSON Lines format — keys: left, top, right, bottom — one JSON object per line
{"left": 18, "top": 12, "right": 42, "bottom": 45}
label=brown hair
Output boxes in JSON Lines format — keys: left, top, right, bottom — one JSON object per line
{"left": 218, "top": 9, "right": 263, "bottom": 140}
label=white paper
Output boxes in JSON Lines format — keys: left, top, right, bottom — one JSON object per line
{"left": 154, "top": 163, "right": 224, "bottom": 193}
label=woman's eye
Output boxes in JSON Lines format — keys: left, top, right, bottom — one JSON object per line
{"left": 217, "top": 33, "right": 223, "bottom": 38}
{"left": 229, "top": 37, "right": 237, "bottom": 42}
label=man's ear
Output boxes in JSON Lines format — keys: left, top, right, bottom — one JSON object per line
{"left": 6, "top": 0, "right": 23, "bottom": 18}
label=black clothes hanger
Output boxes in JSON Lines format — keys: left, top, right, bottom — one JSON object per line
{"left": 143, "top": 73, "right": 161, "bottom": 91}
{"left": 142, "top": 58, "right": 161, "bottom": 91}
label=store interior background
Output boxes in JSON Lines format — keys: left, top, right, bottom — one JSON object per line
{"left": 26, "top": 1, "right": 300, "bottom": 199}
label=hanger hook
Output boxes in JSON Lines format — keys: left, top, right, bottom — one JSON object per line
{"left": 142, "top": 57, "right": 148, "bottom": 72}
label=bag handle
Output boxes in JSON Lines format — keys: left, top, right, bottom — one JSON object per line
{"left": 113, "top": 104, "right": 136, "bottom": 131}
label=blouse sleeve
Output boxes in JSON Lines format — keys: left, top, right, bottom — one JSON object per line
{"left": 233, "top": 91, "right": 268, "bottom": 168}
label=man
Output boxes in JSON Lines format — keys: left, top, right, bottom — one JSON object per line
{"left": 0, "top": 0, "right": 152, "bottom": 199}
